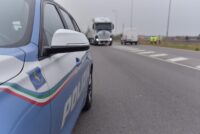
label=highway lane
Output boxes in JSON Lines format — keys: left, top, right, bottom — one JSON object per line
{"left": 115, "top": 42, "right": 200, "bottom": 59}
{"left": 73, "top": 43, "right": 200, "bottom": 134}
{"left": 113, "top": 43, "right": 200, "bottom": 70}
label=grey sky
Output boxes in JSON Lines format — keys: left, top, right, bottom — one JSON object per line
{"left": 56, "top": 0, "right": 200, "bottom": 36}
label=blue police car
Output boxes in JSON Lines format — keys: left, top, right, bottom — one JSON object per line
{"left": 0, "top": 0, "right": 93, "bottom": 133}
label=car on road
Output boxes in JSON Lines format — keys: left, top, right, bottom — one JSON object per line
{"left": 0, "top": 0, "right": 93, "bottom": 134}
{"left": 121, "top": 28, "right": 138, "bottom": 45}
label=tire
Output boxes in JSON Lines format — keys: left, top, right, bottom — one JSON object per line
{"left": 83, "top": 72, "right": 93, "bottom": 111}
{"left": 109, "top": 41, "right": 112, "bottom": 46}
{"left": 94, "top": 42, "right": 99, "bottom": 46}
{"left": 90, "top": 39, "right": 95, "bottom": 45}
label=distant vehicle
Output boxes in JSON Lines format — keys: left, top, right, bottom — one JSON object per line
{"left": 0, "top": 0, "right": 93, "bottom": 134}
{"left": 150, "top": 36, "right": 161, "bottom": 44}
{"left": 121, "top": 28, "right": 138, "bottom": 45}
{"left": 87, "top": 17, "right": 114, "bottom": 46}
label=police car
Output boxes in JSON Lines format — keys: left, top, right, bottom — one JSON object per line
{"left": 0, "top": 0, "right": 93, "bottom": 134}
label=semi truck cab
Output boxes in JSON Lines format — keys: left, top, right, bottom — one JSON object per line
{"left": 87, "top": 17, "right": 114, "bottom": 46}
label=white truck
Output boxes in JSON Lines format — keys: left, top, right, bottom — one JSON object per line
{"left": 86, "top": 17, "right": 114, "bottom": 46}
{"left": 121, "top": 28, "right": 138, "bottom": 45}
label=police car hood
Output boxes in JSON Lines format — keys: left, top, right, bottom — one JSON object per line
{"left": 0, "top": 48, "right": 25, "bottom": 84}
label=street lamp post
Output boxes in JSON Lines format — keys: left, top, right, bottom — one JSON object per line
{"left": 130, "top": 0, "right": 133, "bottom": 29}
{"left": 112, "top": 10, "right": 118, "bottom": 35}
{"left": 166, "top": 0, "right": 172, "bottom": 37}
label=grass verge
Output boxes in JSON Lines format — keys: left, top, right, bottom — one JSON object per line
{"left": 141, "top": 41, "right": 200, "bottom": 51}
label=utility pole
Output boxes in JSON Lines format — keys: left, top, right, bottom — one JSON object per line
{"left": 130, "top": 0, "right": 133, "bottom": 29}
{"left": 166, "top": 0, "right": 172, "bottom": 37}
{"left": 112, "top": 10, "right": 118, "bottom": 35}
{"left": 122, "top": 24, "right": 125, "bottom": 34}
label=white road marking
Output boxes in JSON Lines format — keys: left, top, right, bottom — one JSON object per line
{"left": 113, "top": 46, "right": 200, "bottom": 71}
{"left": 128, "top": 49, "right": 143, "bottom": 52}
{"left": 167, "top": 57, "right": 188, "bottom": 62}
{"left": 138, "top": 51, "right": 155, "bottom": 55}
{"left": 133, "top": 50, "right": 146, "bottom": 53}
{"left": 120, "top": 48, "right": 130, "bottom": 50}
{"left": 114, "top": 46, "right": 139, "bottom": 52}
{"left": 114, "top": 46, "right": 142, "bottom": 51}
{"left": 150, "top": 54, "right": 168, "bottom": 57}
{"left": 151, "top": 56, "right": 200, "bottom": 71}
{"left": 128, "top": 48, "right": 140, "bottom": 51}
{"left": 196, "top": 66, "right": 200, "bottom": 69}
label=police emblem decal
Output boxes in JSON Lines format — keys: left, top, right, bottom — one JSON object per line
{"left": 28, "top": 67, "right": 46, "bottom": 90}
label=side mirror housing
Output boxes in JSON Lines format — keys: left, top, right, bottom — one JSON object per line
{"left": 112, "top": 24, "right": 114, "bottom": 30}
{"left": 43, "top": 29, "right": 90, "bottom": 56}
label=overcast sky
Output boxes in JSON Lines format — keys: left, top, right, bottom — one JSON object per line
{"left": 56, "top": 0, "right": 200, "bottom": 36}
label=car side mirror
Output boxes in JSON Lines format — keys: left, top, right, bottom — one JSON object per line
{"left": 112, "top": 24, "right": 114, "bottom": 30}
{"left": 43, "top": 29, "right": 90, "bottom": 56}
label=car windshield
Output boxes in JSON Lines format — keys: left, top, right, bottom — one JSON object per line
{"left": 0, "top": 0, "right": 33, "bottom": 47}
{"left": 95, "top": 23, "right": 112, "bottom": 32}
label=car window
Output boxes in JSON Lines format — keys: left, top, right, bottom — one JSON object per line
{"left": 44, "top": 4, "right": 64, "bottom": 45}
{"left": 0, "top": 0, "right": 33, "bottom": 47}
{"left": 60, "top": 10, "right": 75, "bottom": 31}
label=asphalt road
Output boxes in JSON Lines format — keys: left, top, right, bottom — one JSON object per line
{"left": 73, "top": 43, "right": 200, "bottom": 134}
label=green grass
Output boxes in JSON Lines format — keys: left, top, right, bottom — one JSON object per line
{"left": 142, "top": 41, "right": 200, "bottom": 51}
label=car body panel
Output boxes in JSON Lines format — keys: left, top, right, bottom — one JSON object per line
{"left": 0, "top": 48, "right": 25, "bottom": 84}
{"left": 44, "top": 52, "right": 90, "bottom": 134}
{"left": 0, "top": 44, "right": 51, "bottom": 134}
{"left": 0, "top": 0, "right": 93, "bottom": 134}
{"left": 31, "top": 0, "right": 41, "bottom": 45}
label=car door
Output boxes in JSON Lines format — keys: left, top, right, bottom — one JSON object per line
{"left": 39, "top": 2, "right": 90, "bottom": 134}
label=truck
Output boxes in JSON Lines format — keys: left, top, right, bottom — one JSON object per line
{"left": 86, "top": 17, "right": 114, "bottom": 46}
{"left": 121, "top": 28, "right": 138, "bottom": 45}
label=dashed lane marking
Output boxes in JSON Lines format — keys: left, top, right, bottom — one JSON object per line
{"left": 150, "top": 54, "right": 168, "bottom": 57}
{"left": 167, "top": 57, "right": 188, "bottom": 62}
{"left": 129, "top": 50, "right": 145, "bottom": 53}
{"left": 196, "top": 66, "right": 200, "bottom": 69}
{"left": 127, "top": 48, "right": 140, "bottom": 51}
{"left": 113, "top": 46, "right": 200, "bottom": 71}
{"left": 138, "top": 51, "right": 155, "bottom": 55}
